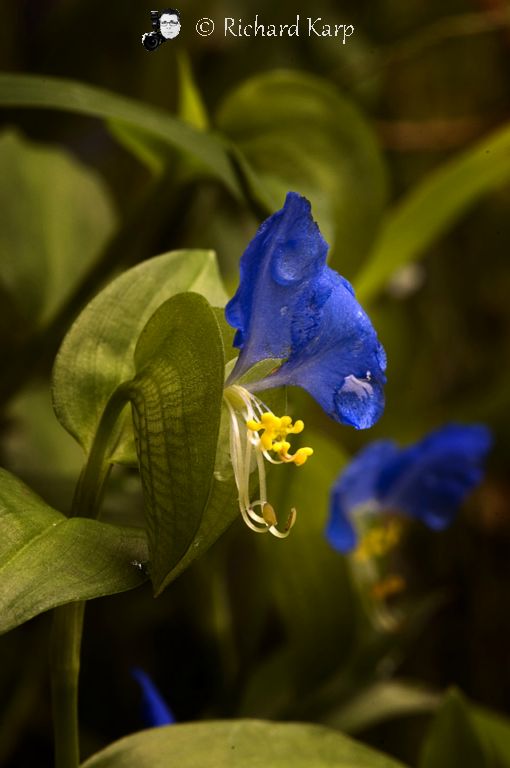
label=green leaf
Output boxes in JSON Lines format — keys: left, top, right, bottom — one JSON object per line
{"left": 52, "top": 250, "right": 227, "bottom": 458}
{"left": 110, "top": 55, "right": 210, "bottom": 178}
{"left": 177, "top": 52, "right": 209, "bottom": 131}
{"left": 162, "top": 473, "right": 238, "bottom": 587}
{"left": 240, "top": 432, "right": 353, "bottom": 717}
{"left": 420, "top": 689, "right": 510, "bottom": 768}
{"left": 328, "top": 680, "right": 440, "bottom": 734}
{"left": 217, "top": 70, "right": 388, "bottom": 259}
{"left": 6, "top": 385, "right": 84, "bottom": 481}
{"left": 0, "top": 74, "right": 241, "bottom": 197}
{"left": 355, "top": 122, "right": 510, "bottom": 303}
{"left": 129, "top": 293, "right": 225, "bottom": 594}
{"left": 81, "top": 719, "right": 407, "bottom": 768}
{"left": 0, "top": 468, "right": 148, "bottom": 634}
{"left": 107, "top": 122, "right": 168, "bottom": 176}
{"left": 257, "top": 431, "right": 352, "bottom": 646}
{"left": 0, "top": 130, "right": 115, "bottom": 327}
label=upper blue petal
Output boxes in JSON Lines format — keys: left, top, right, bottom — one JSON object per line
{"left": 326, "top": 424, "right": 492, "bottom": 553}
{"left": 226, "top": 192, "right": 386, "bottom": 429}
{"left": 226, "top": 192, "right": 328, "bottom": 378}
{"left": 377, "top": 424, "right": 492, "bottom": 529}
{"left": 132, "top": 668, "right": 175, "bottom": 727}
{"left": 326, "top": 440, "right": 399, "bottom": 552}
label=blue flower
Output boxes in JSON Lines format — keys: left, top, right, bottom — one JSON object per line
{"left": 223, "top": 192, "right": 386, "bottom": 538}
{"left": 326, "top": 424, "right": 492, "bottom": 553}
{"left": 131, "top": 668, "right": 175, "bottom": 727}
{"left": 225, "top": 192, "right": 386, "bottom": 430}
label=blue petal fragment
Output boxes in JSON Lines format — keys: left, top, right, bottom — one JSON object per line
{"left": 378, "top": 424, "right": 492, "bottom": 529}
{"left": 131, "top": 668, "right": 175, "bottom": 727}
{"left": 226, "top": 192, "right": 386, "bottom": 429}
{"left": 326, "top": 424, "right": 492, "bottom": 553}
{"left": 261, "top": 269, "right": 387, "bottom": 429}
{"left": 226, "top": 192, "right": 328, "bottom": 379}
{"left": 326, "top": 440, "right": 399, "bottom": 552}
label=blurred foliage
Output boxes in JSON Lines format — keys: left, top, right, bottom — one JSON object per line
{"left": 419, "top": 688, "right": 510, "bottom": 767}
{"left": 1, "top": 0, "right": 510, "bottom": 766}
{"left": 80, "top": 720, "right": 408, "bottom": 768}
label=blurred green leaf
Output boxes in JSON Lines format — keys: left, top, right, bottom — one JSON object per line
{"left": 0, "top": 130, "right": 115, "bottom": 327}
{"left": 52, "top": 250, "right": 227, "bottom": 459}
{"left": 129, "top": 293, "right": 225, "bottom": 594}
{"left": 4, "top": 385, "right": 84, "bottom": 513}
{"left": 241, "top": 432, "right": 353, "bottom": 716}
{"left": 81, "top": 719, "right": 407, "bottom": 768}
{"left": 258, "top": 430, "right": 351, "bottom": 645}
{"left": 327, "top": 680, "right": 440, "bottom": 734}
{"left": 0, "top": 468, "right": 148, "bottom": 634}
{"left": 107, "top": 121, "right": 167, "bottom": 176}
{"left": 217, "top": 70, "right": 388, "bottom": 259}
{"left": 6, "top": 386, "right": 83, "bottom": 481}
{"left": 419, "top": 688, "right": 510, "bottom": 768}
{"left": 177, "top": 52, "right": 209, "bottom": 131}
{"left": 355, "top": 122, "right": 510, "bottom": 303}
{"left": 0, "top": 74, "right": 241, "bottom": 196}
{"left": 110, "top": 55, "right": 210, "bottom": 178}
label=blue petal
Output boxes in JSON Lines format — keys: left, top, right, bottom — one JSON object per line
{"left": 226, "top": 192, "right": 386, "bottom": 429}
{"left": 226, "top": 192, "right": 328, "bottom": 380}
{"left": 326, "top": 424, "right": 491, "bottom": 553}
{"left": 132, "top": 668, "right": 175, "bottom": 727}
{"left": 326, "top": 440, "right": 399, "bottom": 552}
{"left": 377, "top": 424, "right": 492, "bottom": 529}
{"left": 256, "top": 269, "right": 387, "bottom": 429}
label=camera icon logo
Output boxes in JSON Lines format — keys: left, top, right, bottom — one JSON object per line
{"left": 142, "top": 8, "right": 181, "bottom": 52}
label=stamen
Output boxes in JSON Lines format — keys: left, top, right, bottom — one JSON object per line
{"left": 247, "top": 412, "right": 314, "bottom": 465}
{"left": 223, "top": 385, "right": 312, "bottom": 538}
{"left": 262, "top": 502, "right": 278, "bottom": 526}
{"left": 353, "top": 518, "right": 402, "bottom": 562}
{"left": 371, "top": 574, "right": 406, "bottom": 601}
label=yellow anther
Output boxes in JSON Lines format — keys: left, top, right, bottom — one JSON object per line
{"left": 260, "top": 503, "right": 298, "bottom": 538}
{"left": 291, "top": 447, "right": 314, "bottom": 466}
{"left": 246, "top": 412, "right": 312, "bottom": 466}
{"left": 353, "top": 519, "right": 403, "bottom": 562}
{"left": 371, "top": 574, "right": 406, "bottom": 601}
{"left": 262, "top": 412, "right": 279, "bottom": 427}
{"left": 262, "top": 502, "right": 278, "bottom": 527}
{"left": 285, "top": 507, "right": 297, "bottom": 531}
{"left": 272, "top": 440, "right": 291, "bottom": 454}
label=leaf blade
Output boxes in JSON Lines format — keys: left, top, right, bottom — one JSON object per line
{"left": 419, "top": 689, "right": 510, "bottom": 768}
{"left": 217, "top": 70, "right": 388, "bottom": 260}
{"left": 0, "top": 74, "right": 240, "bottom": 196}
{"left": 355, "top": 122, "right": 510, "bottom": 303}
{"left": 0, "top": 468, "right": 148, "bottom": 634}
{"left": 81, "top": 719, "right": 408, "bottom": 768}
{"left": 52, "top": 250, "right": 227, "bottom": 456}
{"left": 0, "top": 130, "right": 115, "bottom": 328}
{"left": 130, "top": 293, "right": 225, "bottom": 593}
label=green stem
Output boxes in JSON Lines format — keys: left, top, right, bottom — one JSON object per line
{"left": 71, "top": 384, "right": 132, "bottom": 520}
{"left": 50, "top": 385, "right": 131, "bottom": 768}
{"left": 50, "top": 603, "right": 85, "bottom": 768}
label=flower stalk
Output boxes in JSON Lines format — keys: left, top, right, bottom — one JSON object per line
{"left": 50, "top": 385, "right": 131, "bottom": 768}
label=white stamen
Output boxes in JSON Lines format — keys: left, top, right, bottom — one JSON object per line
{"left": 224, "top": 385, "right": 296, "bottom": 538}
